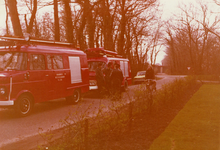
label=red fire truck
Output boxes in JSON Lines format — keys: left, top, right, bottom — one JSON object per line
{"left": 0, "top": 37, "right": 89, "bottom": 116}
{"left": 86, "top": 47, "right": 132, "bottom": 91}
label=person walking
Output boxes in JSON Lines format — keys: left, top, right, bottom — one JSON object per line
{"left": 103, "top": 62, "right": 113, "bottom": 95}
{"left": 110, "top": 63, "right": 123, "bottom": 100}
{"left": 95, "top": 63, "right": 105, "bottom": 95}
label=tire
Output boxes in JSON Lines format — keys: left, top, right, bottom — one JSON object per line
{"left": 15, "top": 94, "right": 34, "bottom": 117}
{"left": 66, "top": 89, "right": 81, "bottom": 104}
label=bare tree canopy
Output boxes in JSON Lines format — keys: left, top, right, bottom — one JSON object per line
{"left": 163, "top": 1, "right": 220, "bottom": 75}
{"left": 3, "top": 0, "right": 163, "bottom": 76}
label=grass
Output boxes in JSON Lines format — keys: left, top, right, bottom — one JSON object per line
{"left": 34, "top": 77, "right": 200, "bottom": 150}
{"left": 194, "top": 75, "right": 220, "bottom": 81}
{"left": 149, "top": 84, "right": 220, "bottom": 150}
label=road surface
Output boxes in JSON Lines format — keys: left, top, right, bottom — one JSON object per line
{"left": 0, "top": 75, "right": 185, "bottom": 150}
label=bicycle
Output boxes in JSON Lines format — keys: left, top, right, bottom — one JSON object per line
{"left": 145, "top": 79, "right": 156, "bottom": 113}
{"left": 145, "top": 79, "right": 156, "bottom": 92}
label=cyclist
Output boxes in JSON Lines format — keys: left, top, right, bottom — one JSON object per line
{"left": 145, "top": 65, "right": 156, "bottom": 91}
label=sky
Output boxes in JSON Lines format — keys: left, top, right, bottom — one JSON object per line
{"left": 0, "top": 1, "right": 6, "bottom": 31}
{"left": 0, "top": 0, "right": 218, "bottom": 64}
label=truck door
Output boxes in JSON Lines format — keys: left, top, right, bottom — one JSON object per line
{"left": 51, "top": 55, "right": 66, "bottom": 99}
{"left": 28, "top": 54, "right": 48, "bottom": 103}
{"left": 45, "top": 55, "right": 55, "bottom": 100}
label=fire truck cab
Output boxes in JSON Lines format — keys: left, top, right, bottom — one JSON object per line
{"left": 0, "top": 37, "right": 89, "bottom": 116}
{"left": 86, "top": 48, "right": 132, "bottom": 91}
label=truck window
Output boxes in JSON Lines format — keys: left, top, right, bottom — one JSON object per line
{"left": 53, "top": 55, "right": 63, "bottom": 69}
{"left": 120, "top": 61, "right": 129, "bottom": 77}
{"left": 46, "top": 55, "right": 52, "bottom": 70}
{"left": 69, "top": 56, "right": 82, "bottom": 83}
{"left": 30, "top": 54, "right": 45, "bottom": 70}
{"left": 0, "top": 52, "right": 27, "bottom": 71}
{"left": 88, "top": 61, "right": 105, "bottom": 71}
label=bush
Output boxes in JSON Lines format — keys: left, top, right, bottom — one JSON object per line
{"left": 36, "top": 76, "right": 200, "bottom": 150}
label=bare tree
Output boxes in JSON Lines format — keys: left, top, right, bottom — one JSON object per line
{"left": 100, "top": 0, "right": 115, "bottom": 50}
{"left": 63, "top": 0, "right": 74, "bottom": 44}
{"left": 54, "top": 0, "right": 60, "bottom": 41}
{"left": 150, "top": 23, "right": 163, "bottom": 65}
{"left": 27, "top": 0, "right": 37, "bottom": 34}
{"left": 4, "top": 0, "right": 10, "bottom": 35}
{"left": 117, "top": 0, "right": 158, "bottom": 57}
{"left": 6, "top": 0, "right": 23, "bottom": 36}
{"left": 164, "top": 2, "right": 220, "bottom": 75}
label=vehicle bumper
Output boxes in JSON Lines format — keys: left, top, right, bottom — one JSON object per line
{"left": 89, "top": 86, "right": 98, "bottom": 90}
{"left": 0, "top": 100, "right": 14, "bottom": 106}
{"left": 133, "top": 79, "right": 145, "bottom": 83}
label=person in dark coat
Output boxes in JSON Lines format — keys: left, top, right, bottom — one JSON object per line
{"left": 110, "top": 63, "right": 124, "bottom": 100}
{"left": 145, "top": 65, "right": 156, "bottom": 90}
{"left": 145, "top": 65, "right": 155, "bottom": 80}
{"left": 95, "top": 63, "right": 105, "bottom": 95}
{"left": 103, "top": 62, "right": 113, "bottom": 95}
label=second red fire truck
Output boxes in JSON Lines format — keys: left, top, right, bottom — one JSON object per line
{"left": 86, "top": 47, "right": 132, "bottom": 91}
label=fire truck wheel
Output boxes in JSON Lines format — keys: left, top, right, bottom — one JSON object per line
{"left": 66, "top": 89, "right": 81, "bottom": 104}
{"left": 16, "top": 94, "right": 33, "bottom": 117}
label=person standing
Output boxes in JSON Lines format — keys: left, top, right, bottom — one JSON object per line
{"left": 110, "top": 63, "right": 124, "bottom": 100}
{"left": 103, "top": 62, "right": 113, "bottom": 95}
{"left": 95, "top": 63, "right": 105, "bottom": 95}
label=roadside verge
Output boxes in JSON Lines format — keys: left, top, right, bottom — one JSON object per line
{"left": 149, "top": 84, "right": 220, "bottom": 150}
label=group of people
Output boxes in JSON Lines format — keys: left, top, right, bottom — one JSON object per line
{"left": 95, "top": 62, "right": 123, "bottom": 100}
{"left": 95, "top": 63, "right": 156, "bottom": 99}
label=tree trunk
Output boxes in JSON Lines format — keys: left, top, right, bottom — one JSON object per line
{"left": 4, "top": 0, "right": 9, "bottom": 35}
{"left": 85, "top": 0, "right": 95, "bottom": 48}
{"left": 63, "top": 0, "right": 74, "bottom": 44}
{"left": 118, "top": 0, "right": 126, "bottom": 56}
{"left": 27, "top": 0, "right": 37, "bottom": 34}
{"left": 7, "top": 0, "right": 23, "bottom": 36}
{"left": 77, "top": 9, "right": 87, "bottom": 50}
{"left": 54, "top": 0, "right": 60, "bottom": 41}
{"left": 102, "top": 0, "right": 114, "bottom": 51}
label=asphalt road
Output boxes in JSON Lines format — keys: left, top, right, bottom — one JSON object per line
{"left": 0, "top": 74, "right": 186, "bottom": 149}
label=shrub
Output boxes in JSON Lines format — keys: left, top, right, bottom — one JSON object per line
{"left": 36, "top": 77, "right": 199, "bottom": 150}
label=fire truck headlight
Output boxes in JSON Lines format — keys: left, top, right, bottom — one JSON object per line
{"left": 89, "top": 80, "right": 97, "bottom": 86}
{"left": 0, "top": 87, "right": 6, "bottom": 95}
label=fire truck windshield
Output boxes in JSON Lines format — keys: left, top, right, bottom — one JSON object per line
{"left": 0, "top": 52, "right": 27, "bottom": 71}
{"left": 88, "top": 61, "right": 106, "bottom": 71}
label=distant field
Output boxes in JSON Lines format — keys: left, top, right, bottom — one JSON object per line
{"left": 149, "top": 84, "right": 220, "bottom": 150}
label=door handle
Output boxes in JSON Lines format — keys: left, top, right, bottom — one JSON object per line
{"left": 26, "top": 72, "right": 30, "bottom": 79}
{"left": 24, "top": 72, "right": 30, "bottom": 80}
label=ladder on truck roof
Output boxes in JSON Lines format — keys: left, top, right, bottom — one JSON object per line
{"left": 0, "top": 36, "right": 75, "bottom": 48}
{"left": 86, "top": 47, "right": 122, "bottom": 58}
